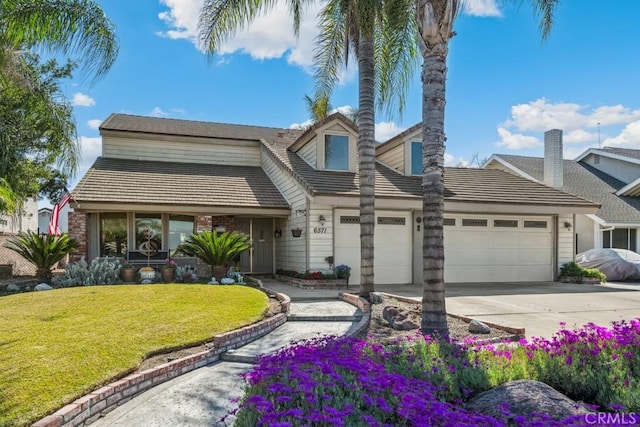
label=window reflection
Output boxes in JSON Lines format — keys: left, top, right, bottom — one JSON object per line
{"left": 100, "top": 213, "right": 127, "bottom": 257}
{"left": 169, "top": 215, "right": 194, "bottom": 257}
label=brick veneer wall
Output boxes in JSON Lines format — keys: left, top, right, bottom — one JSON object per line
{"left": 68, "top": 211, "right": 88, "bottom": 262}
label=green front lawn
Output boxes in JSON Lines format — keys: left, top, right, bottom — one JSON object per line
{"left": 0, "top": 284, "right": 268, "bottom": 427}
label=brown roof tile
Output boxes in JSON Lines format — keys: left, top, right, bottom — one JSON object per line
{"left": 72, "top": 157, "right": 290, "bottom": 209}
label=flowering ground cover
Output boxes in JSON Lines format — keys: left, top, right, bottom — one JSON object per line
{"left": 234, "top": 318, "right": 640, "bottom": 426}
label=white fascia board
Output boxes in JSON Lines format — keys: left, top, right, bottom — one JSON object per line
{"left": 575, "top": 148, "right": 640, "bottom": 166}
{"left": 482, "top": 155, "right": 540, "bottom": 183}
{"left": 616, "top": 176, "right": 640, "bottom": 196}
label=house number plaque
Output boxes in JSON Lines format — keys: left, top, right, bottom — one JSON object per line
{"left": 313, "top": 227, "right": 327, "bottom": 234}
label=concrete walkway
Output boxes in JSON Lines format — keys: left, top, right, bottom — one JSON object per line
{"left": 92, "top": 289, "right": 361, "bottom": 426}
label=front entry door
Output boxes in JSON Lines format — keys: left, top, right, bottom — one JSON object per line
{"left": 236, "top": 218, "right": 273, "bottom": 273}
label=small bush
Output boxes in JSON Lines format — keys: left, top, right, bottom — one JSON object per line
{"left": 560, "top": 262, "right": 606, "bottom": 282}
{"left": 53, "top": 257, "right": 121, "bottom": 287}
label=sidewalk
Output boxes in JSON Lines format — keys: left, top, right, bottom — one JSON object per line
{"left": 92, "top": 286, "right": 361, "bottom": 426}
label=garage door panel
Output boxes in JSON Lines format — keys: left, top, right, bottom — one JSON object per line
{"left": 335, "top": 210, "right": 411, "bottom": 285}
{"left": 441, "top": 215, "right": 553, "bottom": 283}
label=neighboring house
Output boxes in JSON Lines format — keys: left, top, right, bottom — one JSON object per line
{"left": 37, "top": 205, "right": 69, "bottom": 235}
{"left": 0, "top": 197, "right": 38, "bottom": 234}
{"left": 485, "top": 130, "right": 640, "bottom": 255}
{"left": 69, "top": 114, "right": 598, "bottom": 285}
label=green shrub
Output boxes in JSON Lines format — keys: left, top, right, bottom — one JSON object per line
{"left": 3, "top": 231, "right": 77, "bottom": 282}
{"left": 560, "top": 262, "right": 606, "bottom": 282}
{"left": 53, "top": 256, "right": 121, "bottom": 287}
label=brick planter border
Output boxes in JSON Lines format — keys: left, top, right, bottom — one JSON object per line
{"left": 338, "top": 292, "right": 371, "bottom": 337}
{"left": 275, "top": 274, "right": 348, "bottom": 290}
{"left": 32, "top": 290, "right": 289, "bottom": 427}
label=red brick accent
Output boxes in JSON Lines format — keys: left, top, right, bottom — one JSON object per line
{"left": 210, "top": 216, "right": 236, "bottom": 232}
{"left": 68, "top": 211, "right": 88, "bottom": 262}
{"left": 195, "top": 215, "right": 212, "bottom": 232}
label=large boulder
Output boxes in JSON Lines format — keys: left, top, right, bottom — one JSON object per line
{"left": 382, "top": 306, "right": 419, "bottom": 331}
{"left": 466, "top": 380, "right": 591, "bottom": 421}
{"left": 468, "top": 319, "right": 491, "bottom": 334}
{"left": 34, "top": 283, "right": 53, "bottom": 291}
{"left": 6, "top": 283, "right": 20, "bottom": 292}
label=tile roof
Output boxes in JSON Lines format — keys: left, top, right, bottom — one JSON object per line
{"left": 262, "top": 141, "right": 596, "bottom": 207}
{"left": 72, "top": 157, "right": 290, "bottom": 209}
{"left": 495, "top": 154, "right": 640, "bottom": 223}
{"left": 100, "top": 113, "right": 303, "bottom": 144}
{"left": 598, "top": 147, "right": 640, "bottom": 161}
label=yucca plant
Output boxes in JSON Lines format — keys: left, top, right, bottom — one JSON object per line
{"left": 177, "top": 231, "right": 251, "bottom": 281}
{"left": 3, "top": 231, "right": 78, "bottom": 283}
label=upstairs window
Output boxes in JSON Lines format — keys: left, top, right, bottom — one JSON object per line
{"left": 411, "top": 141, "right": 422, "bottom": 175}
{"left": 324, "top": 134, "right": 349, "bottom": 171}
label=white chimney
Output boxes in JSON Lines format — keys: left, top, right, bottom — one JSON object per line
{"left": 544, "top": 129, "right": 563, "bottom": 189}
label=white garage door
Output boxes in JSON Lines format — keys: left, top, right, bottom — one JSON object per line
{"left": 442, "top": 215, "right": 553, "bottom": 283}
{"left": 334, "top": 210, "right": 412, "bottom": 285}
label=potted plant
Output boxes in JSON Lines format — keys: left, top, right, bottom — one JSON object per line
{"left": 335, "top": 264, "right": 351, "bottom": 285}
{"left": 121, "top": 261, "right": 137, "bottom": 283}
{"left": 177, "top": 231, "right": 251, "bottom": 282}
{"left": 160, "top": 258, "right": 177, "bottom": 283}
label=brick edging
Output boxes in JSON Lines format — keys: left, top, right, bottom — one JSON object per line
{"left": 275, "top": 274, "right": 348, "bottom": 290}
{"left": 375, "top": 292, "right": 526, "bottom": 337}
{"left": 338, "top": 292, "right": 371, "bottom": 337}
{"left": 32, "top": 296, "right": 288, "bottom": 427}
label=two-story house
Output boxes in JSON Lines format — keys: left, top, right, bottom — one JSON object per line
{"left": 69, "top": 113, "right": 598, "bottom": 285}
{"left": 485, "top": 130, "right": 640, "bottom": 256}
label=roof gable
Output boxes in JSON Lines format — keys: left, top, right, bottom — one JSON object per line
{"left": 288, "top": 113, "right": 358, "bottom": 153}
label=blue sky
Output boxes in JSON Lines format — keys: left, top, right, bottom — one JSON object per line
{"left": 62, "top": 0, "right": 640, "bottom": 194}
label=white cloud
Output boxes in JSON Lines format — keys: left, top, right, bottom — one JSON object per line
{"left": 289, "top": 118, "right": 314, "bottom": 130}
{"left": 71, "top": 92, "right": 96, "bottom": 107}
{"left": 495, "top": 127, "right": 541, "bottom": 150}
{"left": 75, "top": 136, "right": 102, "bottom": 182}
{"left": 150, "top": 107, "right": 169, "bottom": 118}
{"left": 503, "top": 98, "right": 640, "bottom": 133}
{"left": 171, "top": 108, "right": 187, "bottom": 115}
{"left": 375, "top": 122, "right": 405, "bottom": 142}
{"left": 563, "top": 129, "right": 597, "bottom": 144}
{"left": 158, "top": 0, "right": 323, "bottom": 69}
{"left": 603, "top": 120, "right": 640, "bottom": 148}
{"left": 444, "top": 153, "right": 470, "bottom": 167}
{"left": 461, "top": 0, "right": 502, "bottom": 17}
{"left": 87, "top": 119, "right": 102, "bottom": 130}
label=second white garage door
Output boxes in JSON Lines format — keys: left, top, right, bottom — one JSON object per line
{"left": 334, "top": 210, "right": 412, "bottom": 285}
{"left": 441, "top": 215, "right": 554, "bottom": 283}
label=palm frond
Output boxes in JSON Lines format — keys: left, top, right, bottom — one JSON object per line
{"left": 177, "top": 231, "right": 251, "bottom": 268}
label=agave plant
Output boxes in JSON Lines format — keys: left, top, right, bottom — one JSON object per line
{"left": 177, "top": 231, "right": 251, "bottom": 281}
{"left": 3, "top": 231, "right": 78, "bottom": 283}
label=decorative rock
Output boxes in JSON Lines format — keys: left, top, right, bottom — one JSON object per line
{"left": 382, "top": 306, "right": 419, "bottom": 331}
{"left": 208, "top": 277, "right": 219, "bottom": 285}
{"left": 6, "top": 283, "right": 20, "bottom": 292}
{"left": 370, "top": 292, "right": 384, "bottom": 305}
{"left": 221, "top": 278, "right": 235, "bottom": 285}
{"left": 469, "top": 319, "right": 491, "bottom": 334}
{"left": 466, "top": 380, "right": 592, "bottom": 421}
{"left": 141, "top": 279, "right": 152, "bottom": 284}
{"left": 34, "top": 283, "right": 53, "bottom": 291}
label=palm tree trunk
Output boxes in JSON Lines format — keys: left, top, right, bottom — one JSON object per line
{"left": 36, "top": 267, "right": 52, "bottom": 284}
{"left": 420, "top": 44, "right": 449, "bottom": 335}
{"left": 358, "top": 34, "right": 376, "bottom": 301}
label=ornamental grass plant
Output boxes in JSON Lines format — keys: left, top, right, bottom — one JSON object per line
{"left": 235, "top": 318, "right": 640, "bottom": 426}
{"left": 0, "top": 285, "right": 267, "bottom": 426}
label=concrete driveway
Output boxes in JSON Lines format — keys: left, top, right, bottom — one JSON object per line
{"left": 441, "top": 281, "right": 640, "bottom": 338}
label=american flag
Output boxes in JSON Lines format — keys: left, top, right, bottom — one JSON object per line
{"left": 48, "top": 192, "right": 71, "bottom": 235}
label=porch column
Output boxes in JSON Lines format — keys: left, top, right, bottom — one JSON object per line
{"left": 68, "top": 211, "right": 88, "bottom": 262}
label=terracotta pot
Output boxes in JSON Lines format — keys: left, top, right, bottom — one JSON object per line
{"left": 121, "top": 267, "right": 137, "bottom": 283}
{"left": 160, "top": 267, "right": 176, "bottom": 283}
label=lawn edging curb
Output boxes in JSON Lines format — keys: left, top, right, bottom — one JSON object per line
{"left": 32, "top": 286, "right": 289, "bottom": 427}
{"left": 339, "top": 292, "right": 371, "bottom": 337}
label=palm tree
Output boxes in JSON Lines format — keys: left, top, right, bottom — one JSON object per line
{"left": 0, "top": 178, "right": 16, "bottom": 213}
{"left": 416, "top": 0, "right": 558, "bottom": 335}
{"left": 4, "top": 231, "right": 78, "bottom": 283}
{"left": 200, "top": 0, "right": 416, "bottom": 301}
{"left": 0, "top": 0, "right": 118, "bottom": 81}
{"left": 177, "top": 231, "right": 251, "bottom": 280}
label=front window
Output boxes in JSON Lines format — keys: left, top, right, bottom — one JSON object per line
{"left": 411, "top": 141, "right": 422, "bottom": 175}
{"left": 135, "top": 214, "right": 162, "bottom": 253}
{"left": 100, "top": 213, "right": 127, "bottom": 257}
{"left": 603, "top": 228, "right": 637, "bottom": 252}
{"left": 169, "top": 215, "right": 194, "bottom": 257}
{"left": 324, "top": 134, "right": 349, "bottom": 171}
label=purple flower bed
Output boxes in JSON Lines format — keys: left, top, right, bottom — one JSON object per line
{"left": 232, "top": 325, "right": 640, "bottom": 426}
